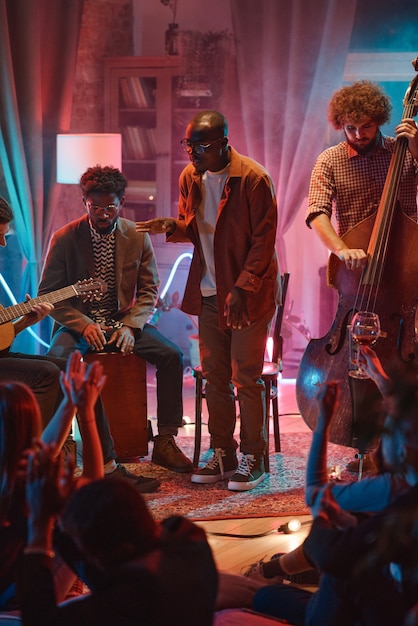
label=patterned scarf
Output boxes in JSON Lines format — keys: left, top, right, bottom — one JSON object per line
{"left": 87, "top": 221, "right": 121, "bottom": 328}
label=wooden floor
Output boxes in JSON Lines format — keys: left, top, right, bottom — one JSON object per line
{"left": 197, "top": 515, "right": 312, "bottom": 576}
{"left": 147, "top": 370, "right": 313, "bottom": 576}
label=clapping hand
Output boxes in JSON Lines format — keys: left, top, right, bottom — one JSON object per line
{"left": 60, "top": 350, "right": 106, "bottom": 411}
{"left": 26, "top": 441, "right": 75, "bottom": 532}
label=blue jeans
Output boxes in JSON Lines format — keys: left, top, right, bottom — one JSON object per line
{"left": 253, "top": 577, "right": 353, "bottom": 626}
{"left": 254, "top": 571, "right": 410, "bottom": 626}
{"left": 253, "top": 583, "right": 312, "bottom": 625}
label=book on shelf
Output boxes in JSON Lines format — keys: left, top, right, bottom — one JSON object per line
{"left": 122, "top": 127, "right": 142, "bottom": 159}
{"left": 119, "top": 77, "right": 136, "bottom": 109}
{"left": 119, "top": 76, "right": 155, "bottom": 109}
{"left": 122, "top": 126, "right": 157, "bottom": 160}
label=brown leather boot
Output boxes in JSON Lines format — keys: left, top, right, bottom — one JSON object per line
{"left": 152, "top": 434, "right": 194, "bottom": 473}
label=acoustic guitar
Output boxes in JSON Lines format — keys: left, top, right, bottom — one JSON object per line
{"left": 0, "top": 278, "right": 107, "bottom": 351}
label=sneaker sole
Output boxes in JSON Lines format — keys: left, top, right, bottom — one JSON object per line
{"left": 191, "top": 468, "right": 237, "bottom": 484}
{"left": 228, "top": 472, "right": 266, "bottom": 491}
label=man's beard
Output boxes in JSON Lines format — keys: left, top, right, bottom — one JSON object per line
{"left": 346, "top": 132, "right": 380, "bottom": 156}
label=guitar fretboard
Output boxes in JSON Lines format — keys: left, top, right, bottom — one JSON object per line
{"left": 0, "top": 285, "right": 78, "bottom": 324}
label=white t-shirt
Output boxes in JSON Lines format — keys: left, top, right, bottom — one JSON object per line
{"left": 195, "top": 165, "right": 229, "bottom": 296}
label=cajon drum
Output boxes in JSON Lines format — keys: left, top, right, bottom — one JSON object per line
{"left": 84, "top": 351, "right": 148, "bottom": 461}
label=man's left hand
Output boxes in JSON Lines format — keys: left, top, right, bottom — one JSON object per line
{"left": 224, "top": 287, "right": 250, "bottom": 329}
{"left": 396, "top": 117, "right": 418, "bottom": 159}
{"left": 23, "top": 295, "right": 54, "bottom": 325}
{"left": 108, "top": 325, "right": 135, "bottom": 354}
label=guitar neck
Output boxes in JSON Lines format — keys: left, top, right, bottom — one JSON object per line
{"left": 0, "top": 285, "right": 78, "bottom": 324}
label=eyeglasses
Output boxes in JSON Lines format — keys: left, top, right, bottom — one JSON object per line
{"left": 86, "top": 201, "right": 120, "bottom": 214}
{"left": 180, "top": 137, "right": 225, "bottom": 154}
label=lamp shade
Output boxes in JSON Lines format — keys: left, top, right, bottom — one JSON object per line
{"left": 56, "top": 133, "right": 122, "bottom": 184}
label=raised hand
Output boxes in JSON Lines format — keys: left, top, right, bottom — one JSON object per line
{"left": 61, "top": 350, "right": 106, "bottom": 411}
{"left": 357, "top": 345, "right": 392, "bottom": 396}
{"left": 26, "top": 442, "right": 64, "bottom": 522}
{"left": 315, "top": 380, "right": 340, "bottom": 433}
{"left": 25, "top": 441, "right": 76, "bottom": 550}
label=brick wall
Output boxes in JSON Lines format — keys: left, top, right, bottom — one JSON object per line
{"left": 72, "top": 0, "right": 134, "bottom": 133}
{"left": 57, "top": 0, "right": 134, "bottom": 227}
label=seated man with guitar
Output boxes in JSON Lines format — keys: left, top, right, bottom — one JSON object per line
{"left": 0, "top": 196, "right": 62, "bottom": 426}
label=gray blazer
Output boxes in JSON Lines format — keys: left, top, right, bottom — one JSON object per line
{"left": 38, "top": 215, "right": 160, "bottom": 335}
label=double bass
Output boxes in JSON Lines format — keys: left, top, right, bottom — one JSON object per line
{"left": 296, "top": 58, "right": 418, "bottom": 452}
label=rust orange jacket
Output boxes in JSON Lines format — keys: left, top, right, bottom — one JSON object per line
{"left": 167, "top": 147, "right": 280, "bottom": 328}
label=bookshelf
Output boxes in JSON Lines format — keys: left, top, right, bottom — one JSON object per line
{"left": 104, "top": 56, "right": 216, "bottom": 222}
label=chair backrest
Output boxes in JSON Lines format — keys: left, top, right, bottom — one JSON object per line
{"left": 271, "top": 272, "right": 290, "bottom": 368}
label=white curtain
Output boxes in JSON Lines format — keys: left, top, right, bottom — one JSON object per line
{"left": 229, "top": 0, "right": 357, "bottom": 342}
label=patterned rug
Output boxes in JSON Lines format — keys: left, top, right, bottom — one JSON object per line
{"left": 123, "top": 432, "right": 356, "bottom": 521}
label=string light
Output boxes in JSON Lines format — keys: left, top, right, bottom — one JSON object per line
{"left": 278, "top": 519, "right": 311, "bottom": 534}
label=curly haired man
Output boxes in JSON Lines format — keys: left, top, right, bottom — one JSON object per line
{"left": 307, "top": 80, "right": 418, "bottom": 271}
{"left": 306, "top": 80, "right": 418, "bottom": 473}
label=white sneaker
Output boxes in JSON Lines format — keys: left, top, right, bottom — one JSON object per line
{"left": 191, "top": 448, "right": 238, "bottom": 484}
{"left": 228, "top": 453, "right": 266, "bottom": 491}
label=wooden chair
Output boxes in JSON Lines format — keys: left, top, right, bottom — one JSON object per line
{"left": 192, "top": 272, "right": 290, "bottom": 472}
{"left": 84, "top": 351, "right": 148, "bottom": 461}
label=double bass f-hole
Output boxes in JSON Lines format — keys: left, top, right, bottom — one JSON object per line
{"left": 392, "top": 312, "right": 416, "bottom": 365}
{"left": 326, "top": 308, "right": 355, "bottom": 356}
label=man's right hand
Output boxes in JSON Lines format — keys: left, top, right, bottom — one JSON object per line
{"left": 310, "top": 214, "right": 367, "bottom": 271}
{"left": 82, "top": 323, "right": 107, "bottom": 351}
{"left": 136, "top": 218, "right": 176, "bottom": 235}
{"left": 335, "top": 246, "right": 367, "bottom": 270}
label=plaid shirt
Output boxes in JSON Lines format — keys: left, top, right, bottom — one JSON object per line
{"left": 307, "top": 134, "right": 418, "bottom": 236}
